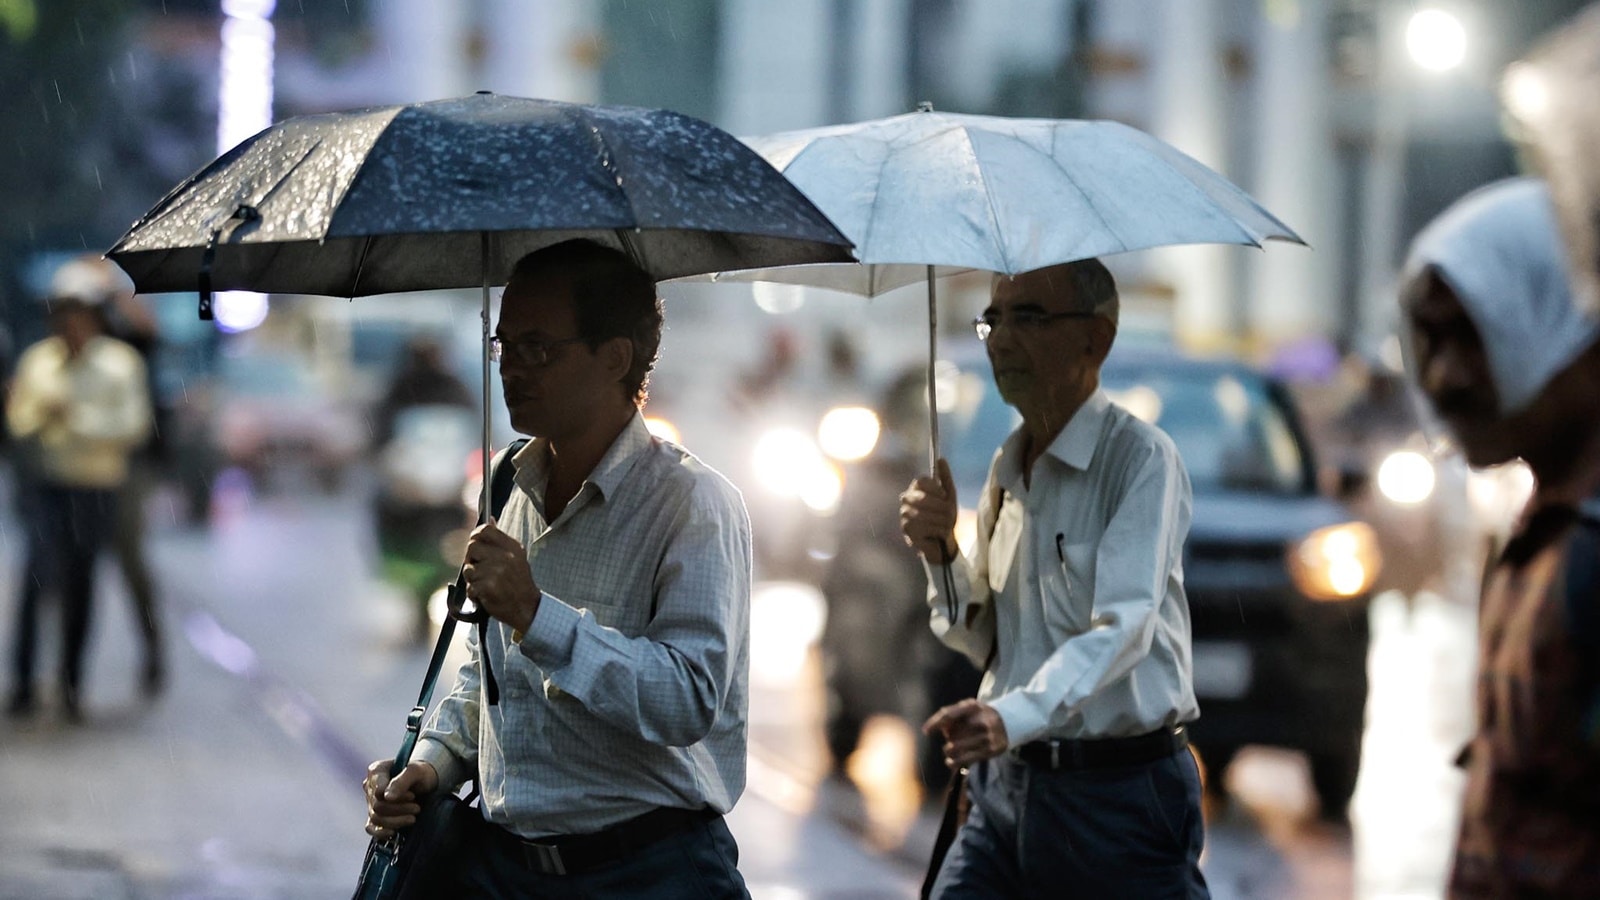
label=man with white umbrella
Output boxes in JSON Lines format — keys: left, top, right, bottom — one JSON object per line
{"left": 900, "top": 259, "right": 1207, "bottom": 899}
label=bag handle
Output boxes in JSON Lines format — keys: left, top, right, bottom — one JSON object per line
{"left": 386, "top": 438, "right": 527, "bottom": 777}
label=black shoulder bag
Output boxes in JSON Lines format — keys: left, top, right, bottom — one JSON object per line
{"left": 353, "top": 439, "right": 527, "bottom": 900}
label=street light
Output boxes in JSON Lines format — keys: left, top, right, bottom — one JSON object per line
{"left": 1406, "top": 8, "right": 1468, "bottom": 72}
{"left": 215, "top": 0, "right": 276, "bottom": 333}
{"left": 1357, "top": 2, "right": 1472, "bottom": 348}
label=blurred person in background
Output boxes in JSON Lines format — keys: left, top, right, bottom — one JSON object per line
{"left": 371, "top": 336, "right": 474, "bottom": 449}
{"left": 5, "top": 292, "right": 150, "bottom": 720}
{"left": 49, "top": 255, "right": 167, "bottom": 695}
{"left": 820, "top": 368, "right": 980, "bottom": 793}
{"left": 370, "top": 335, "right": 475, "bottom": 643}
{"left": 363, "top": 240, "right": 753, "bottom": 897}
{"left": 1399, "top": 177, "right": 1600, "bottom": 897}
{"left": 900, "top": 260, "right": 1206, "bottom": 898}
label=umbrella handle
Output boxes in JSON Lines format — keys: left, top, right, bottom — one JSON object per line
{"left": 926, "top": 264, "right": 940, "bottom": 470}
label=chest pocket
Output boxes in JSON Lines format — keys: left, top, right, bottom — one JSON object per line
{"left": 1045, "top": 540, "right": 1097, "bottom": 638}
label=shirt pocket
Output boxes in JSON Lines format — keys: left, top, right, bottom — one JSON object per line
{"left": 1044, "top": 540, "right": 1097, "bottom": 640}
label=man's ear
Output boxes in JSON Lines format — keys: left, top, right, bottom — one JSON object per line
{"left": 601, "top": 336, "right": 634, "bottom": 385}
{"left": 1087, "top": 319, "right": 1115, "bottom": 363}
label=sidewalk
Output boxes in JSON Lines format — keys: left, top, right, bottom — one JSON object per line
{"left": 0, "top": 484, "right": 924, "bottom": 898}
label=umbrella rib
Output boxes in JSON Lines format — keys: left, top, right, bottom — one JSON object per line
{"left": 576, "top": 108, "right": 643, "bottom": 242}
{"left": 960, "top": 127, "right": 1020, "bottom": 275}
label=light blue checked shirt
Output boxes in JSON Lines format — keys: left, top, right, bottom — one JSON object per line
{"left": 413, "top": 412, "right": 752, "bottom": 838}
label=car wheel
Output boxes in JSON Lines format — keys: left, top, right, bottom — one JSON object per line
{"left": 1309, "top": 749, "right": 1360, "bottom": 820}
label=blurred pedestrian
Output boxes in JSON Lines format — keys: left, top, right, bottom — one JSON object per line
{"left": 820, "top": 367, "right": 981, "bottom": 793}
{"left": 1398, "top": 177, "right": 1600, "bottom": 897}
{"left": 50, "top": 254, "right": 167, "bottom": 695}
{"left": 362, "top": 240, "right": 754, "bottom": 897}
{"left": 371, "top": 335, "right": 474, "bottom": 449}
{"left": 900, "top": 259, "right": 1207, "bottom": 899}
{"left": 370, "top": 336, "right": 475, "bottom": 643}
{"left": 5, "top": 293, "right": 151, "bottom": 720}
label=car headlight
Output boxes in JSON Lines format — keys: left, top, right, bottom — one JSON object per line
{"left": 1376, "top": 450, "right": 1435, "bottom": 505}
{"left": 816, "top": 406, "right": 880, "bottom": 461}
{"left": 1287, "top": 521, "right": 1382, "bottom": 601}
{"left": 752, "top": 427, "right": 842, "bottom": 515}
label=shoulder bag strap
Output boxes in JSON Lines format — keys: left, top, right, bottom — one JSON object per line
{"left": 386, "top": 439, "right": 528, "bottom": 776}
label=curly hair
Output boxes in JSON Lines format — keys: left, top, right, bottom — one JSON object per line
{"left": 508, "top": 240, "right": 664, "bottom": 408}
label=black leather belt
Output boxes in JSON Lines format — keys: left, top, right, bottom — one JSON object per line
{"left": 489, "top": 806, "right": 718, "bottom": 876}
{"left": 1017, "top": 724, "right": 1188, "bottom": 771}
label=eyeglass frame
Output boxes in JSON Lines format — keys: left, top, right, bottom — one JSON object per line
{"left": 488, "top": 334, "right": 589, "bottom": 367}
{"left": 972, "top": 308, "right": 1099, "bottom": 342}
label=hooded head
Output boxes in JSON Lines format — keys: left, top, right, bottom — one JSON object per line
{"left": 1400, "top": 177, "right": 1600, "bottom": 469}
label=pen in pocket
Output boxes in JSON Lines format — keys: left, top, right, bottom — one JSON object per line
{"left": 1055, "top": 532, "right": 1070, "bottom": 598}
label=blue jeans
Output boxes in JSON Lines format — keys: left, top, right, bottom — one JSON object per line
{"left": 932, "top": 748, "right": 1209, "bottom": 899}
{"left": 447, "top": 813, "right": 750, "bottom": 899}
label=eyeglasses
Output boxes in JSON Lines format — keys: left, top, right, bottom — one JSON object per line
{"left": 972, "top": 309, "right": 1096, "bottom": 342}
{"left": 489, "top": 334, "right": 586, "bottom": 367}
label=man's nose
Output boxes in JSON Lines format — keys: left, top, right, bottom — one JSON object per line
{"left": 1419, "top": 343, "right": 1475, "bottom": 398}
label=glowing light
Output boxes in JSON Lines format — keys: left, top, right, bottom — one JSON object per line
{"left": 749, "top": 581, "right": 826, "bottom": 685}
{"left": 214, "top": 290, "right": 270, "bottom": 333}
{"left": 1377, "top": 450, "right": 1435, "bottom": 505}
{"left": 752, "top": 282, "right": 805, "bottom": 315}
{"left": 644, "top": 416, "right": 681, "bottom": 444}
{"left": 218, "top": 0, "right": 276, "bottom": 153}
{"left": 817, "top": 406, "right": 881, "bottom": 461}
{"left": 1289, "top": 522, "right": 1382, "bottom": 601}
{"left": 216, "top": 0, "right": 275, "bottom": 333}
{"left": 1406, "top": 9, "right": 1467, "bottom": 73}
{"left": 1502, "top": 62, "right": 1550, "bottom": 122}
{"left": 1108, "top": 385, "right": 1163, "bottom": 423}
{"left": 751, "top": 427, "right": 843, "bottom": 514}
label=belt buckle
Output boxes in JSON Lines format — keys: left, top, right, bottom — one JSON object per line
{"left": 528, "top": 841, "right": 567, "bottom": 876}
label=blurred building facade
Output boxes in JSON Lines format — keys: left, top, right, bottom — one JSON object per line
{"left": 4, "top": 0, "right": 1593, "bottom": 370}
{"left": 274, "top": 0, "right": 1589, "bottom": 358}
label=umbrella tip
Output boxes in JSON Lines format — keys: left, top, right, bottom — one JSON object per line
{"left": 916, "top": 100, "right": 934, "bottom": 113}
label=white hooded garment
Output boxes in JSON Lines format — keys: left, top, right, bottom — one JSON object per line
{"left": 1402, "top": 177, "right": 1600, "bottom": 416}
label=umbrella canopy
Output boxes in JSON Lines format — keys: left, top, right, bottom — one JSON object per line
{"left": 107, "top": 92, "right": 853, "bottom": 298}
{"left": 709, "top": 108, "right": 1304, "bottom": 295}
{"left": 697, "top": 108, "right": 1306, "bottom": 468}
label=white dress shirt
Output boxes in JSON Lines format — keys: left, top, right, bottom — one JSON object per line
{"left": 926, "top": 389, "right": 1199, "bottom": 746}
{"left": 414, "top": 412, "right": 752, "bottom": 837}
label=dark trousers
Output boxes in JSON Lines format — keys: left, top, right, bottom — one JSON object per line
{"left": 932, "top": 747, "right": 1209, "bottom": 899}
{"left": 445, "top": 813, "right": 750, "bottom": 899}
{"left": 10, "top": 484, "right": 116, "bottom": 698}
{"left": 114, "top": 460, "right": 162, "bottom": 674}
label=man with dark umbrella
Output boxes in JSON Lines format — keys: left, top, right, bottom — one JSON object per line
{"left": 362, "top": 240, "right": 753, "bottom": 898}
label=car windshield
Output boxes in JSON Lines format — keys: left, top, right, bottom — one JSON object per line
{"left": 1103, "top": 364, "right": 1306, "bottom": 494}
{"left": 934, "top": 357, "right": 1306, "bottom": 497}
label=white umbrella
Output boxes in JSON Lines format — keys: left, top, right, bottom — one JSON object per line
{"left": 699, "top": 106, "right": 1307, "bottom": 464}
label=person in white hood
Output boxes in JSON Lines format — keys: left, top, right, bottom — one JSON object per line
{"left": 1399, "top": 176, "right": 1600, "bottom": 897}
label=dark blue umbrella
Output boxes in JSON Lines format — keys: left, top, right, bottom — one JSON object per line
{"left": 107, "top": 92, "right": 853, "bottom": 307}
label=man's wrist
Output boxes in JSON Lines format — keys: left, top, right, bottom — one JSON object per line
{"left": 511, "top": 590, "right": 542, "bottom": 641}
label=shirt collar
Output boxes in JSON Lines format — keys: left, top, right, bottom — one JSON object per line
{"left": 994, "top": 389, "right": 1110, "bottom": 490}
{"left": 511, "top": 410, "right": 653, "bottom": 503}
